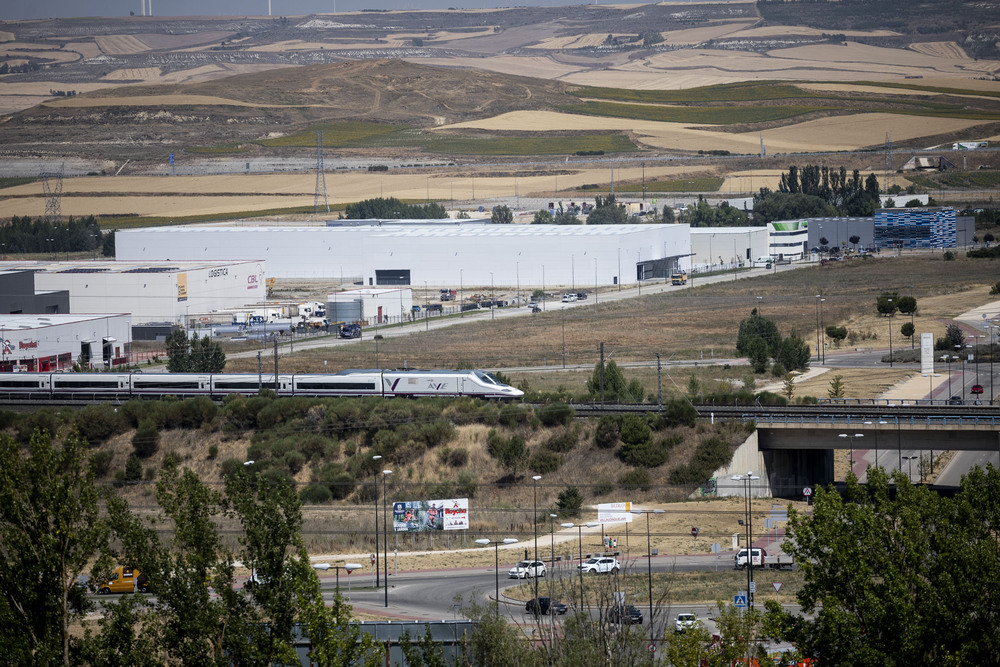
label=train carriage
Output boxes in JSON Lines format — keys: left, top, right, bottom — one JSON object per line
{"left": 291, "top": 371, "right": 381, "bottom": 397}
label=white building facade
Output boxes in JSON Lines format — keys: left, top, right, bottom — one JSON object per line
{"left": 0, "top": 260, "right": 267, "bottom": 325}
{"left": 0, "top": 314, "right": 131, "bottom": 372}
{"left": 115, "top": 223, "right": 692, "bottom": 289}
{"left": 690, "top": 227, "right": 770, "bottom": 272}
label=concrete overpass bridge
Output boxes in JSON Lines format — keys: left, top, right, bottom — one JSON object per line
{"left": 702, "top": 405, "right": 1000, "bottom": 499}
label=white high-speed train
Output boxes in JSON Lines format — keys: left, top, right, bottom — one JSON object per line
{"left": 0, "top": 369, "right": 523, "bottom": 401}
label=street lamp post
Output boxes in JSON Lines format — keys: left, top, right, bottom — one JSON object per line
{"left": 819, "top": 297, "right": 826, "bottom": 363}
{"left": 839, "top": 433, "right": 864, "bottom": 472}
{"left": 902, "top": 455, "right": 919, "bottom": 483}
{"left": 862, "top": 421, "right": 887, "bottom": 471}
{"left": 372, "top": 455, "right": 382, "bottom": 588}
{"left": 475, "top": 537, "right": 518, "bottom": 608}
{"left": 631, "top": 508, "right": 665, "bottom": 641}
{"left": 942, "top": 354, "right": 953, "bottom": 400}
{"left": 532, "top": 475, "right": 541, "bottom": 602}
{"left": 490, "top": 272, "right": 495, "bottom": 321}
{"left": 381, "top": 468, "right": 392, "bottom": 608}
{"left": 815, "top": 295, "right": 822, "bottom": 363}
{"left": 731, "top": 472, "right": 760, "bottom": 610}
{"left": 460, "top": 269, "right": 464, "bottom": 318}
{"left": 887, "top": 298, "right": 894, "bottom": 367}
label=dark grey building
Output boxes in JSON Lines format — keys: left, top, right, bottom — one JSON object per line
{"left": 0, "top": 270, "right": 69, "bottom": 314}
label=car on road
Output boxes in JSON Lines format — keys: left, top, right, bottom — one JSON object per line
{"left": 561, "top": 293, "right": 577, "bottom": 303}
{"left": 948, "top": 395, "right": 964, "bottom": 405}
{"left": 608, "top": 604, "right": 643, "bottom": 624}
{"left": 509, "top": 560, "right": 546, "bottom": 579}
{"left": 578, "top": 557, "right": 620, "bottom": 574}
{"left": 525, "top": 597, "right": 568, "bottom": 615}
{"left": 971, "top": 384, "right": 984, "bottom": 395}
{"left": 674, "top": 613, "right": 698, "bottom": 633}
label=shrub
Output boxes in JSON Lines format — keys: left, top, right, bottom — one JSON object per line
{"left": 73, "top": 404, "right": 127, "bottom": 445}
{"left": 177, "top": 396, "right": 219, "bottom": 429}
{"left": 219, "top": 457, "right": 244, "bottom": 479}
{"left": 300, "top": 484, "right": 333, "bottom": 504}
{"left": 498, "top": 404, "right": 533, "bottom": 429}
{"left": 132, "top": 420, "right": 160, "bottom": 458}
{"left": 208, "top": 444, "right": 219, "bottom": 460}
{"left": 446, "top": 447, "right": 469, "bottom": 467}
{"left": 592, "top": 480, "right": 614, "bottom": 496}
{"left": 162, "top": 452, "right": 179, "bottom": 469}
{"left": 529, "top": 449, "right": 562, "bottom": 474}
{"left": 663, "top": 399, "right": 698, "bottom": 428}
{"left": 327, "top": 472, "right": 357, "bottom": 500}
{"left": 618, "top": 468, "right": 651, "bottom": 491}
{"left": 536, "top": 403, "right": 574, "bottom": 427}
{"left": 556, "top": 486, "right": 584, "bottom": 517}
{"left": 91, "top": 449, "right": 114, "bottom": 477}
{"left": 543, "top": 429, "right": 578, "bottom": 453}
{"left": 668, "top": 435, "right": 732, "bottom": 486}
{"left": 124, "top": 454, "right": 142, "bottom": 482}
{"left": 594, "top": 416, "right": 620, "bottom": 449}
{"left": 284, "top": 450, "right": 307, "bottom": 474}
{"left": 16, "top": 410, "right": 60, "bottom": 444}
{"left": 619, "top": 415, "right": 651, "bottom": 446}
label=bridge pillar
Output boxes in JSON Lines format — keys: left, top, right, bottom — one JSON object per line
{"left": 712, "top": 431, "right": 835, "bottom": 500}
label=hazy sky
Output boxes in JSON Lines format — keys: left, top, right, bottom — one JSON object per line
{"left": 2, "top": 0, "right": 634, "bottom": 21}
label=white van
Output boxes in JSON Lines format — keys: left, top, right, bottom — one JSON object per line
{"left": 752, "top": 256, "right": 773, "bottom": 268}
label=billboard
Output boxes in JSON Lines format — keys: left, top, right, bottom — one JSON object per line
{"left": 393, "top": 498, "right": 469, "bottom": 532}
{"left": 597, "top": 502, "right": 633, "bottom": 524}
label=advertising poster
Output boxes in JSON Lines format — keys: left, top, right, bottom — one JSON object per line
{"left": 393, "top": 498, "right": 469, "bottom": 532}
{"left": 597, "top": 502, "right": 633, "bottom": 524}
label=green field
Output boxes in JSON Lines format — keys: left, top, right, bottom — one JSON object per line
{"left": 615, "top": 177, "right": 726, "bottom": 193}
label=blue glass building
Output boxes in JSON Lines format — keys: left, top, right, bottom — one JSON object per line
{"left": 874, "top": 207, "right": 956, "bottom": 249}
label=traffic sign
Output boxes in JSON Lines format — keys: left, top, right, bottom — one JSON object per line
{"left": 647, "top": 643, "right": 656, "bottom": 653}
{"left": 734, "top": 594, "right": 747, "bottom": 608}
{"left": 749, "top": 582, "right": 756, "bottom": 593}
{"left": 803, "top": 487, "right": 813, "bottom": 497}
{"left": 691, "top": 526, "right": 699, "bottom": 537}
{"left": 370, "top": 553, "right": 376, "bottom": 565}
{"left": 773, "top": 582, "right": 783, "bottom": 592}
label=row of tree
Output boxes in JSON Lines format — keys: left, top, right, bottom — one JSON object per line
{"left": 736, "top": 309, "right": 811, "bottom": 374}
{"left": 343, "top": 197, "right": 447, "bottom": 220}
{"left": 1, "top": 215, "right": 112, "bottom": 256}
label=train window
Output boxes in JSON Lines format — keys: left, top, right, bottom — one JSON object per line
{"left": 474, "top": 371, "right": 499, "bottom": 385}
{"left": 53, "top": 380, "right": 121, "bottom": 388}
{"left": 0, "top": 379, "right": 45, "bottom": 387}
{"left": 133, "top": 381, "right": 201, "bottom": 389}
{"left": 296, "top": 381, "right": 376, "bottom": 390}
{"left": 213, "top": 381, "right": 264, "bottom": 390}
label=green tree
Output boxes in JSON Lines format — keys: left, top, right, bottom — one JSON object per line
{"left": 532, "top": 209, "right": 553, "bottom": 224}
{"left": 827, "top": 374, "right": 845, "bottom": 399}
{"left": 487, "top": 432, "right": 528, "bottom": 479}
{"left": 587, "top": 360, "right": 644, "bottom": 402}
{"left": 586, "top": 194, "right": 628, "bottom": 225}
{"left": 876, "top": 291, "right": 900, "bottom": 316}
{"left": 552, "top": 211, "right": 581, "bottom": 225}
{"left": 767, "top": 466, "right": 1000, "bottom": 664}
{"left": 736, "top": 309, "right": 782, "bottom": 362}
{"left": 777, "top": 331, "right": 811, "bottom": 372}
{"left": 0, "top": 430, "right": 107, "bottom": 666}
{"left": 901, "top": 321, "right": 915, "bottom": 347}
{"left": 825, "top": 325, "right": 848, "bottom": 348}
{"left": 556, "top": 485, "right": 584, "bottom": 517}
{"left": 745, "top": 337, "right": 770, "bottom": 374}
{"left": 781, "top": 373, "right": 796, "bottom": 401}
{"left": 491, "top": 205, "right": 513, "bottom": 224}
{"left": 165, "top": 330, "right": 226, "bottom": 372}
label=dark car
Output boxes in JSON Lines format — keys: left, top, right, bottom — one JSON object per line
{"left": 608, "top": 604, "right": 643, "bottom": 624}
{"left": 948, "top": 395, "right": 963, "bottom": 405}
{"left": 526, "top": 597, "right": 568, "bottom": 616}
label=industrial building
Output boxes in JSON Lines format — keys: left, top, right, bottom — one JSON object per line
{"left": 689, "top": 227, "right": 770, "bottom": 272}
{"left": 0, "top": 270, "right": 70, "bottom": 314}
{"left": 327, "top": 288, "right": 413, "bottom": 325}
{"left": 0, "top": 313, "right": 131, "bottom": 372}
{"left": 0, "top": 260, "right": 267, "bottom": 325}
{"left": 115, "top": 223, "right": 692, "bottom": 288}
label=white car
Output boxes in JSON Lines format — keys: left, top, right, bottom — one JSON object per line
{"left": 508, "top": 560, "right": 546, "bottom": 579}
{"left": 561, "top": 294, "right": 577, "bottom": 303}
{"left": 675, "top": 613, "right": 698, "bottom": 633}
{"left": 577, "top": 557, "right": 620, "bottom": 574}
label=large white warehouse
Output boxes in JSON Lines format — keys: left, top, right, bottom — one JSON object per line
{"left": 0, "top": 260, "right": 267, "bottom": 325}
{"left": 115, "top": 223, "right": 692, "bottom": 288}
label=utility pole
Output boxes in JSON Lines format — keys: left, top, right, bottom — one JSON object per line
{"left": 599, "top": 342, "right": 605, "bottom": 404}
